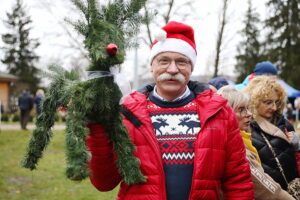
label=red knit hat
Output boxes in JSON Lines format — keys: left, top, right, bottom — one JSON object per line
{"left": 150, "top": 21, "right": 197, "bottom": 70}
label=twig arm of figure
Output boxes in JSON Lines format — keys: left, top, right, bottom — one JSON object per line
{"left": 21, "top": 66, "right": 78, "bottom": 170}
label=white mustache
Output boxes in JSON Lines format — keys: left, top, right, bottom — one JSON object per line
{"left": 157, "top": 73, "right": 185, "bottom": 83}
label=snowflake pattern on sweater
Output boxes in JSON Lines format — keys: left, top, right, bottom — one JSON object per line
{"left": 147, "top": 92, "right": 201, "bottom": 200}
{"left": 147, "top": 100, "right": 200, "bottom": 165}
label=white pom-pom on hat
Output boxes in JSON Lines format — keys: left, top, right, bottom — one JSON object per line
{"left": 154, "top": 28, "right": 167, "bottom": 41}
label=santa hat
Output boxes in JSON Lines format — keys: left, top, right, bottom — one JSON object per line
{"left": 149, "top": 21, "right": 197, "bottom": 70}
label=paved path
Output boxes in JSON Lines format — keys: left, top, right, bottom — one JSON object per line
{"left": 0, "top": 123, "right": 66, "bottom": 130}
{"left": 1, "top": 122, "right": 300, "bottom": 135}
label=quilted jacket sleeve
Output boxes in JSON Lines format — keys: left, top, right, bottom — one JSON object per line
{"left": 86, "top": 123, "right": 122, "bottom": 191}
{"left": 221, "top": 107, "right": 254, "bottom": 200}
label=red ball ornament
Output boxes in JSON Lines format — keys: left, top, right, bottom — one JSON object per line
{"left": 106, "top": 43, "right": 118, "bottom": 55}
{"left": 58, "top": 107, "right": 66, "bottom": 112}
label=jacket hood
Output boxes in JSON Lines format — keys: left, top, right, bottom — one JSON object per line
{"left": 122, "top": 81, "right": 228, "bottom": 126}
{"left": 234, "top": 74, "right": 255, "bottom": 90}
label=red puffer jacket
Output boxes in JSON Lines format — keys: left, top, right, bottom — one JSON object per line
{"left": 86, "top": 83, "right": 254, "bottom": 200}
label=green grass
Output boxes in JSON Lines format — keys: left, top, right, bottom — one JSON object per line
{"left": 0, "top": 129, "right": 118, "bottom": 200}
{"left": 0, "top": 121, "right": 65, "bottom": 125}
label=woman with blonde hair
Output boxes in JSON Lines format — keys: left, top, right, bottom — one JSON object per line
{"left": 34, "top": 89, "right": 45, "bottom": 116}
{"left": 217, "top": 85, "right": 295, "bottom": 200}
{"left": 244, "top": 75, "right": 299, "bottom": 192}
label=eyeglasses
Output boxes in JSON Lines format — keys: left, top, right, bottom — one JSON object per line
{"left": 262, "top": 100, "right": 281, "bottom": 108}
{"left": 156, "top": 57, "right": 191, "bottom": 69}
{"left": 236, "top": 106, "right": 251, "bottom": 117}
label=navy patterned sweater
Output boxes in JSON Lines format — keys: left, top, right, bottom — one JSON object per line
{"left": 147, "top": 92, "right": 201, "bottom": 200}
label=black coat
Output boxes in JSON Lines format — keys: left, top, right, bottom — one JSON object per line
{"left": 250, "top": 114, "right": 298, "bottom": 190}
{"left": 18, "top": 92, "right": 33, "bottom": 111}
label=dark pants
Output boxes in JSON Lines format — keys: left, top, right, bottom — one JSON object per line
{"left": 20, "top": 109, "right": 31, "bottom": 130}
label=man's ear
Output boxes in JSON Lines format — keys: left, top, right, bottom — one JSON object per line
{"left": 150, "top": 63, "right": 154, "bottom": 72}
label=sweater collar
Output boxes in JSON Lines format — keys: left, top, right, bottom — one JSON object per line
{"left": 149, "top": 89, "right": 195, "bottom": 108}
{"left": 152, "top": 85, "right": 191, "bottom": 102}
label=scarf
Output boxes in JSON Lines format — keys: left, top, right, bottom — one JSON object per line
{"left": 254, "top": 115, "right": 289, "bottom": 143}
{"left": 240, "top": 130, "right": 261, "bottom": 164}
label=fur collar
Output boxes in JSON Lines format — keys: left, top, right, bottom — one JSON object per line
{"left": 254, "top": 115, "right": 289, "bottom": 143}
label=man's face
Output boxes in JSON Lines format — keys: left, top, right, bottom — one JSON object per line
{"left": 151, "top": 52, "right": 192, "bottom": 101}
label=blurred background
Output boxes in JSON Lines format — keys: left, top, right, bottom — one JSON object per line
{"left": 0, "top": 0, "right": 300, "bottom": 199}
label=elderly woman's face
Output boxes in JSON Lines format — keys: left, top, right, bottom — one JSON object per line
{"left": 257, "top": 90, "right": 280, "bottom": 120}
{"left": 235, "top": 103, "right": 252, "bottom": 131}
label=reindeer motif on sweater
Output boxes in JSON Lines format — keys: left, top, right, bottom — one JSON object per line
{"left": 178, "top": 117, "right": 200, "bottom": 134}
{"left": 147, "top": 95, "right": 201, "bottom": 164}
{"left": 147, "top": 92, "right": 201, "bottom": 200}
{"left": 153, "top": 118, "right": 169, "bottom": 135}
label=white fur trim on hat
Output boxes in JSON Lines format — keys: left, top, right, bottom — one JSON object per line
{"left": 150, "top": 38, "right": 197, "bottom": 70}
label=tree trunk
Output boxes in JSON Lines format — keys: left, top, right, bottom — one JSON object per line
{"left": 213, "top": 0, "right": 229, "bottom": 77}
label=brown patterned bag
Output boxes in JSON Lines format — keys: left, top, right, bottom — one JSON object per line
{"left": 287, "top": 178, "right": 300, "bottom": 200}
{"left": 261, "top": 133, "right": 300, "bottom": 200}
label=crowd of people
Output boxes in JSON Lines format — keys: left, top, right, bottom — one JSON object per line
{"left": 84, "top": 21, "right": 299, "bottom": 200}
{"left": 203, "top": 60, "right": 300, "bottom": 200}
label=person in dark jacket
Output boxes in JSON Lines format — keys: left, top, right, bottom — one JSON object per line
{"left": 86, "top": 21, "right": 254, "bottom": 200}
{"left": 18, "top": 89, "right": 34, "bottom": 130}
{"left": 244, "top": 75, "right": 299, "bottom": 190}
{"left": 208, "top": 77, "right": 229, "bottom": 90}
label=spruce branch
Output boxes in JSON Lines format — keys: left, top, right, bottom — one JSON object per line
{"left": 21, "top": 65, "right": 80, "bottom": 170}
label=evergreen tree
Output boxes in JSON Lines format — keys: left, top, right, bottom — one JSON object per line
{"left": 1, "top": 0, "right": 40, "bottom": 93}
{"left": 264, "top": 0, "right": 300, "bottom": 88}
{"left": 235, "top": 0, "right": 263, "bottom": 83}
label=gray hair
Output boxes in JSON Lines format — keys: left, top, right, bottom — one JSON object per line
{"left": 217, "top": 85, "right": 249, "bottom": 110}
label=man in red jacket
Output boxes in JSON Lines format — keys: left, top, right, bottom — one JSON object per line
{"left": 86, "top": 21, "right": 254, "bottom": 200}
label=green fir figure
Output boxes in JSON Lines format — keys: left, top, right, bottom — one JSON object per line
{"left": 21, "top": 0, "right": 147, "bottom": 184}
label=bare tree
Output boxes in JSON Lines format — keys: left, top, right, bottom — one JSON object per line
{"left": 141, "top": 0, "right": 198, "bottom": 46}
{"left": 213, "top": 0, "right": 230, "bottom": 77}
{"left": 34, "top": 1, "right": 89, "bottom": 70}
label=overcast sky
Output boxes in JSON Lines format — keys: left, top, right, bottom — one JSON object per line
{"left": 0, "top": 0, "right": 268, "bottom": 83}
